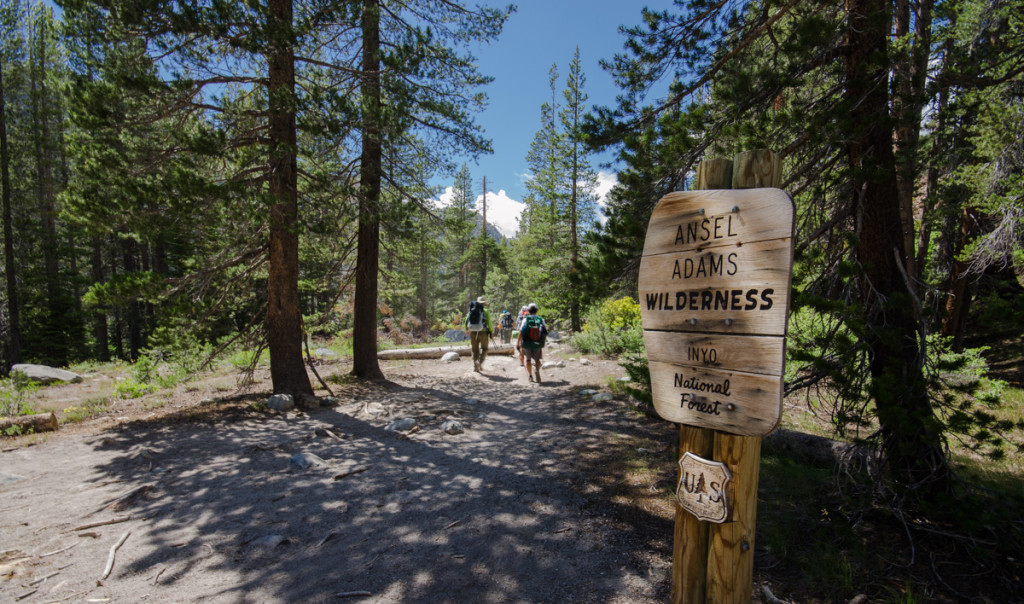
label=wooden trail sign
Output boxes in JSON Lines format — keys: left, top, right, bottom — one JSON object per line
{"left": 639, "top": 188, "right": 795, "bottom": 437}
{"left": 657, "top": 150, "right": 788, "bottom": 604}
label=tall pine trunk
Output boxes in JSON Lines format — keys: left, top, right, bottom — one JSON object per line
{"left": 892, "top": 0, "right": 933, "bottom": 283}
{"left": 845, "top": 0, "right": 949, "bottom": 494}
{"left": 940, "top": 207, "right": 978, "bottom": 350}
{"left": 90, "top": 237, "right": 109, "bottom": 361}
{"left": 121, "top": 239, "right": 142, "bottom": 360}
{"left": 418, "top": 210, "right": 428, "bottom": 325}
{"left": 31, "top": 16, "right": 65, "bottom": 364}
{"left": 351, "top": 0, "right": 385, "bottom": 380}
{"left": 0, "top": 58, "right": 22, "bottom": 372}
{"left": 266, "top": 0, "right": 313, "bottom": 395}
{"left": 568, "top": 140, "right": 581, "bottom": 333}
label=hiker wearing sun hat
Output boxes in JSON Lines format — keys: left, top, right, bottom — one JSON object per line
{"left": 464, "top": 296, "right": 493, "bottom": 372}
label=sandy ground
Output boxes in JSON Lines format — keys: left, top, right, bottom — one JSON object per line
{"left": 1, "top": 348, "right": 678, "bottom": 603}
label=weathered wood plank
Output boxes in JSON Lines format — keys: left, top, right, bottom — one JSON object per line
{"left": 0, "top": 412, "right": 59, "bottom": 435}
{"left": 643, "top": 331, "right": 785, "bottom": 375}
{"left": 642, "top": 189, "right": 794, "bottom": 257}
{"left": 732, "top": 149, "right": 782, "bottom": 189}
{"left": 695, "top": 158, "right": 733, "bottom": 191}
{"left": 649, "top": 361, "right": 783, "bottom": 436}
{"left": 707, "top": 433, "right": 761, "bottom": 602}
{"left": 637, "top": 287, "right": 789, "bottom": 336}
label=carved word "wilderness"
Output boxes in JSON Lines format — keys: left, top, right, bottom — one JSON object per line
{"left": 645, "top": 288, "right": 774, "bottom": 312}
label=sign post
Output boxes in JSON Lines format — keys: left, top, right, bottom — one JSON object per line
{"left": 639, "top": 150, "right": 794, "bottom": 603}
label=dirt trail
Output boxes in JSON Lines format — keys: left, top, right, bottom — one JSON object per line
{"left": 1, "top": 353, "right": 677, "bottom": 603}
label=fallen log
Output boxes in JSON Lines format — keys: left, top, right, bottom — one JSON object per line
{"left": 0, "top": 412, "right": 58, "bottom": 435}
{"left": 376, "top": 344, "right": 516, "bottom": 360}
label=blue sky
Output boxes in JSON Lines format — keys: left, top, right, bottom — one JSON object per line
{"left": 435, "top": 0, "right": 678, "bottom": 235}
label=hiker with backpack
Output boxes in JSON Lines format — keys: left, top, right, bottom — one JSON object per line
{"left": 517, "top": 303, "right": 547, "bottom": 383}
{"left": 499, "top": 310, "right": 514, "bottom": 344}
{"left": 464, "top": 296, "right": 493, "bottom": 372}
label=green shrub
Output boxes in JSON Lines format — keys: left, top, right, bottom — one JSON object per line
{"left": 573, "top": 297, "right": 645, "bottom": 357}
{"left": 113, "top": 378, "right": 155, "bottom": 399}
{"left": 0, "top": 373, "right": 38, "bottom": 418}
{"left": 63, "top": 396, "right": 110, "bottom": 424}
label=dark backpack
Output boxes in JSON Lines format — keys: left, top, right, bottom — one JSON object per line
{"left": 501, "top": 313, "right": 514, "bottom": 329}
{"left": 466, "top": 301, "right": 485, "bottom": 331}
{"left": 521, "top": 314, "right": 546, "bottom": 347}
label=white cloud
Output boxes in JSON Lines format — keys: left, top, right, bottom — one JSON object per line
{"left": 478, "top": 189, "right": 525, "bottom": 238}
{"left": 432, "top": 173, "right": 618, "bottom": 237}
{"left": 431, "top": 187, "right": 525, "bottom": 239}
{"left": 594, "top": 171, "right": 618, "bottom": 225}
{"left": 434, "top": 186, "right": 455, "bottom": 209}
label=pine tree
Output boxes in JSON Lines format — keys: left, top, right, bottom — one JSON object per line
{"left": 514, "top": 64, "right": 568, "bottom": 316}
{"left": 347, "top": 0, "right": 512, "bottom": 379}
{"left": 0, "top": 1, "right": 24, "bottom": 372}
{"left": 444, "top": 164, "right": 478, "bottom": 305}
{"left": 515, "top": 54, "right": 598, "bottom": 328}
{"left": 559, "top": 47, "right": 599, "bottom": 332}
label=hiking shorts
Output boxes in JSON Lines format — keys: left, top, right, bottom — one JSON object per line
{"left": 523, "top": 347, "right": 542, "bottom": 362}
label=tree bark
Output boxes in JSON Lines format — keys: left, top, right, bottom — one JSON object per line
{"left": 350, "top": 0, "right": 385, "bottom": 380}
{"left": 0, "top": 57, "right": 23, "bottom": 372}
{"left": 892, "top": 0, "right": 933, "bottom": 284}
{"left": 480, "top": 176, "right": 487, "bottom": 291}
{"left": 569, "top": 110, "right": 581, "bottom": 333}
{"left": 418, "top": 211, "right": 428, "bottom": 325}
{"left": 845, "top": 0, "right": 949, "bottom": 493}
{"left": 940, "top": 207, "right": 978, "bottom": 350}
{"left": 90, "top": 238, "right": 109, "bottom": 361}
{"left": 31, "top": 17, "right": 64, "bottom": 364}
{"left": 266, "top": 0, "right": 313, "bottom": 395}
{"left": 121, "top": 239, "right": 142, "bottom": 360}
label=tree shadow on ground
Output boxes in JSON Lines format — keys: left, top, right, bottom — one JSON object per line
{"left": 84, "top": 376, "right": 675, "bottom": 602}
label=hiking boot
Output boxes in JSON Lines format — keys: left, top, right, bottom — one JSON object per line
{"left": 528, "top": 374, "right": 534, "bottom": 383}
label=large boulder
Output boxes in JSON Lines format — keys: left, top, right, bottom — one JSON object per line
{"left": 11, "top": 364, "right": 83, "bottom": 385}
{"left": 385, "top": 418, "right": 417, "bottom": 432}
{"left": 267, "top": 394, "right": 295, "bottom": 412}
{"left": 443, "top": 329, "right": 469, "bottom": 342}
